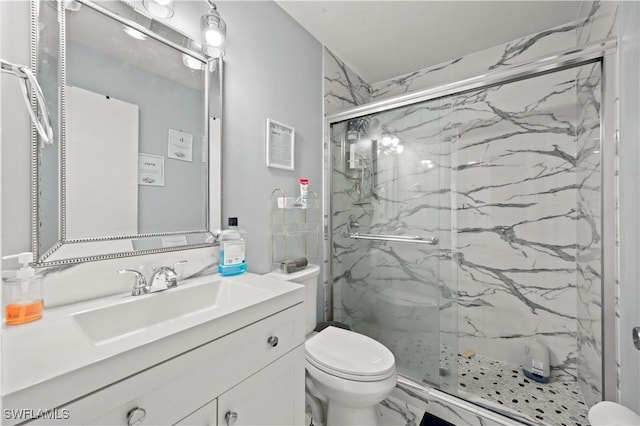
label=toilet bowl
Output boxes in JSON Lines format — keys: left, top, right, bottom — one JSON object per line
{"left": 265, "top": 265, "right": 397, "bottom": 426}
{"left": 588, "top": 401, "right": 640, "bottom": 426}
{"left": 306, "top": 326, "right": 397, "bottom": 425}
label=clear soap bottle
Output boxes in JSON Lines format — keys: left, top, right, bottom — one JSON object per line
{"left": 2, "top": 252, "right": 44, "bottom": 325}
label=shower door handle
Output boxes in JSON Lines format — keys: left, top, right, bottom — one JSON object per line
{"left": 349, "top": 232, "right": 439, "bottom": 245}
{"left": 633, "top": 327, "right": 640, "bottom": 350}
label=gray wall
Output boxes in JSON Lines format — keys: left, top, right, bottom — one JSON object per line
{"left": 217, "top": 1, "right": 323, "bottom": 274}
{"left": 1, "top": 1, "right": 31, "bottom": 256}
{"left": 0, "top": 2, "right": 323, "bottom": 310}
{"left": 617, "top": 0, "right": 640, "bottom": 412}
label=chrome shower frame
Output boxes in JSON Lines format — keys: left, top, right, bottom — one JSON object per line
{"left": 323, "top": 38, "right": 619, "bottom": 414}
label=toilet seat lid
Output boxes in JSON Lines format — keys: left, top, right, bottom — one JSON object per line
{"left": 305, "top": 326, "right": 395, "bottom": 380}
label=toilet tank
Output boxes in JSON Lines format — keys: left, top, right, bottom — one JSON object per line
{"left": 265, "top": 264, "right": 320, "bottom": 334}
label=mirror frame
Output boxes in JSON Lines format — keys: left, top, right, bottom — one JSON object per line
{"left": 30, "top": 0, "right": 222, "bottom": 266}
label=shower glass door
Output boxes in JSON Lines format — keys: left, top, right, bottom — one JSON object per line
{"left": 330, "top": 61, "right": 602, "bottom": 425}
{"left": 330, "top": 97, "right": 458, "bottom": 391}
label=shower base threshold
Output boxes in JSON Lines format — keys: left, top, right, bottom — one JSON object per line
{"left": 455, "top": 352, "right": 589, "bottom": 426}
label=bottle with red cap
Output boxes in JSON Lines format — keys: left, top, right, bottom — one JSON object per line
{"left": 299, "top": 178, "right": 309, "bottom": 208}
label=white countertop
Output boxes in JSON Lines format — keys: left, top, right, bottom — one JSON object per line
{"left": 1, "top": 272, "right": 304, "bottom": 414}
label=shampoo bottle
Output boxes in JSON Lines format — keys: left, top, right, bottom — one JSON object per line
{"left": 522, "top": 338, "right": 551, "bottom": 383}
{"left": 218, "top": 217, "right": 247, "bottom": 276}
{"left": 2, "top": 252, "right": 44, "bottom": 325}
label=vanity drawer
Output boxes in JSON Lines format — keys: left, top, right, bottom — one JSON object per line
{"left": 25, "top": 303, "right": 305, "bottom": 425}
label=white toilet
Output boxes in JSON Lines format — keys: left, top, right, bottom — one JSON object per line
{"left": 265, "top": 265, "right": 397, "bottom": 426}
{"left": 588, "top": 401, "right": 640, "bottom": 426}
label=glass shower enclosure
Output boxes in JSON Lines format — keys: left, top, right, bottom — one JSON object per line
{"left": 329, "top": 61, "right": 602, "bottom": 425}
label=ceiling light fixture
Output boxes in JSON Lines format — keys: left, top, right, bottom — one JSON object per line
{"left": 142, "top": 0, "right": 175, "bottom": 19}
{"left": 201, "top": 0, "right": 226, "bottom": 58}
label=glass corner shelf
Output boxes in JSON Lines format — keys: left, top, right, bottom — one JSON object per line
{"left": 271, "top": 222, "right": 320, "bottom": 237}
{"left": 271, "top": 189, "right": 320, "bottom": 210}
{"left": 269, "top": 188, "right": 321, "bottom": 267}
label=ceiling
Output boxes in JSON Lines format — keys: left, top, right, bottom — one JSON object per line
{"left": 275, "top": 1, "right": 583, "bottom": 83}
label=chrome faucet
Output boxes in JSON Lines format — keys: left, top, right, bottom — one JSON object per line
{"left": 150, "top": 260, "right": 187, "bottom": 290}
{"left": 118, "top": 261, "right": 186, "bottom": 296}
{"left": 118, "top": 269, "right": 150, "bottom": 296}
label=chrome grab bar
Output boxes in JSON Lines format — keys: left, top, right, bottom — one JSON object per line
{"left": 349, "top": 232, "right": 439, "bottom": 245}
{"left": 1, "top": 58, "right": 55, "bottom": 146}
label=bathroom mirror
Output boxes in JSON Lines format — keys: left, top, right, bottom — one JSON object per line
{"left": 31, "top": 0, "right": 222, "bottom": 266}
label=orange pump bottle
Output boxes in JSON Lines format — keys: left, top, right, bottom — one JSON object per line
{"left": 2, "top": 252, "right": 43, "bottom": 325}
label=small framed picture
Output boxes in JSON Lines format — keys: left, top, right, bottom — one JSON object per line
{"left": 266, "top": 119, "right": 295, "bottom": 171}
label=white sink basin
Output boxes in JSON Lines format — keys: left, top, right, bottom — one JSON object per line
{"left": 73, "top": 278, "right": 267, "bottom": 345}
{"left": 2, "top": 272, "right": 304, "bottom": 412}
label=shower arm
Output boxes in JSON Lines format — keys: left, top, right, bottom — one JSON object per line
{"left": 1, "top": 58, "right": 54, "bottom": 146}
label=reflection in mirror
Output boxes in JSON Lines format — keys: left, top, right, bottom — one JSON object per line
{"left": 33, "top": 0, "right": 222, "bottom": 265}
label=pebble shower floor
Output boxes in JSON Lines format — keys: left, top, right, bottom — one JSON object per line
{"left": 356, "top": 326, "right": 590, "bottom": 425}
{"left": 455, "top": 352, "right": 589, "bottom": 426}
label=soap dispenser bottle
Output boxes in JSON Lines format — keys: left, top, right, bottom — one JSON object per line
{"left": 2, "top": 252, "right": 44, "bottom": 325}
{"left": 218, "top": 217, "right": 247, "bottom": 276}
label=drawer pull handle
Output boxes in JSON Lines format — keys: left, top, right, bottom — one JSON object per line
{"left": 127, "top": 407, "right": 147, "bottom": 426}
{"left": 225, "top": 410, "right": 238, "bottom": 426}
{"left": 267, "top": 336, "right": 279, "bottom": 347}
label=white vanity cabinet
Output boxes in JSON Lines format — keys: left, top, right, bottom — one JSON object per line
{"left": 24, "top": 303, "right": 305, "bottom": 426}
{"left": 175, "top": 400, "right": 217, "bottom": 425}
{"left": 175, "top": 348, "right": 304, "bottom": 426}
{"left": 217, "top": 347, "right": 305, "bottom": 426}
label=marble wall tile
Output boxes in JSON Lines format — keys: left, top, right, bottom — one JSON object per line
{"left": 330, "top": 58, "right": 602, "bottom": 426}
{"left": 576, "top": 1, "right": 618, "bottom": 47}
{"left": 324, "top": 47, "right": 371, "bottom": 116}
{"left": 369, "top": 22, "right": 578, "bottom": 101}
{"left": 324, "top": 49, "right": 373, "bottom": 319}
{"left": 453, "top": 69, "right": 581, "bottom": 376}
{"left": 368, "top": 2, "right": 616, "bottom": 104}
{"left": 575, "top": 5, "right": 611, "bottom": 406}
{"left": 376, "top": 394, "right": 422, "bottom": 426}
{"left": 327, "top": 2, "right": 616, "bottom": 422}
{"left": 332, "top": 65, "right": 589, "bottom": 382}
{"left": 331, "top": 97, "right": 456, "bottom": 386}
{"left": 375, "top": 386, "right": 528, "bottom": 426}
